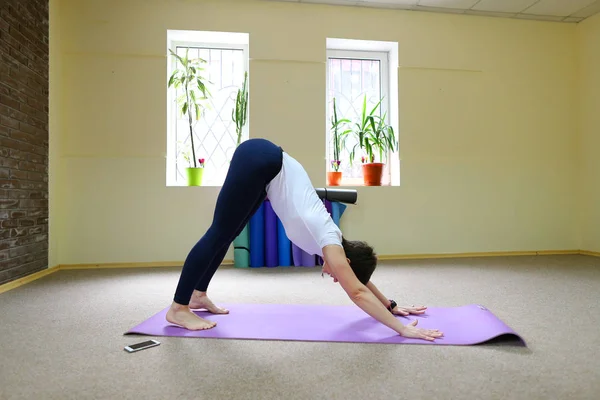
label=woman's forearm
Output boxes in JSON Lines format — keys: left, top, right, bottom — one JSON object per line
{"left": 350, "top": 287, "right": 405, "bottom": 334}
{"left": 366, "top": 281, "right": 392, "bottom": 308}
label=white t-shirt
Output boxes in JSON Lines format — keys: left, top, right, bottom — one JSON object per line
{"left": 266, "top": 152, "right": 343, "bottom": 256}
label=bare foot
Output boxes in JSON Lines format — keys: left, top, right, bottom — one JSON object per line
{"left": 189, "top": 291, "right": 229, "bottom": 314}
{"left": 166, "top": 302, "right": 216, "bottom": 330}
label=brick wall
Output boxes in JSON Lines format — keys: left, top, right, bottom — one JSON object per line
{"left": 0, "top": 0, "right": 49, "bottom": 285}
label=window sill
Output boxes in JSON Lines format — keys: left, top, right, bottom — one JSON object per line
{"left": 327, "top": 180, "right": 395, "bottom": 188}
{"left": 166, "top": 181, "right": 224, "bottom": 187}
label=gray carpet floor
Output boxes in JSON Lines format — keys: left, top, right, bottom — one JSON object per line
{"left": 1, "top": 255, "right": 599, "bottom": 400}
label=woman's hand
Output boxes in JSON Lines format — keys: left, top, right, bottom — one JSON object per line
{"left": 398, "top": 319, "right": 443, "bottom": 341}
{"left": 392, "top": 304, "right": 427, "bottom": 316}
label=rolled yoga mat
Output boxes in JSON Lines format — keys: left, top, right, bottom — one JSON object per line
{"left": 323, "top": 199, "right": 332, "bottom": 216}
{"left": 277, "top": 218, "right": 291, "bottom": 266}
{"left": 301, "top": 251, "right": 316, "bottom": 267}
{"left": 126, "top": 303, "right": 526, "bottom": 346}
{"left": 264, "top": 200, "right": 279, "bottom": 267}
{"left": 292, "top": 243, "right": 303, "bottom": 267}
{"left": 331, "top": 202, "right": 346, "bottom": 227}
{"left": 233, "top": 225, "right": 250, "bottom": 268}
{"left": 291, "top": 243, "right": 316, "bottom": 267}
{"left": 315, "top": 188, "right": 357, "bottom": 204}
{"left": 249, "top": 202, "right": 265, "bottom": 268}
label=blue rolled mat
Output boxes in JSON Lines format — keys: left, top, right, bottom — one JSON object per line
{"left": 264, "top": 200, "right": 278, "bottom": 267}
{"left": 249, "top": 202, "right": 265, "bottom": 267}
{"left": 277, "top": 218, "right": 291, "bottom": 266}
{"left": 233, "top": 224, "right": 250, "bottom": 268}
{"left": 331, "top": 202, "right": 347, "bottom": 227}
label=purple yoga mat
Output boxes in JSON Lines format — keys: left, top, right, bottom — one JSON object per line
{"left": 264, "top": 200, "right": 278, "bottom": 267}
{"left": 125, "top": 303, "right": 525, "bottom": 346}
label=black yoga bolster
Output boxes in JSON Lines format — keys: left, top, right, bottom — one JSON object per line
{"left": 314, "top": 188, "right": 357, "bottom": 204}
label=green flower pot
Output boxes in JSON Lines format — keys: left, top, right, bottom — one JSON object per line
{"left": 185, "top": 167, "right": 204, "bottom": 186}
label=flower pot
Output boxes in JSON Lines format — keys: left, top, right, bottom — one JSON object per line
{"left": 362, "top": 163, "right": 384, "bottom": 186}
{"left": 185, "top": 167, "right": 204, "bottom": 186}
{"left": 327, "top": 171, "right": 342, "bottom": 186}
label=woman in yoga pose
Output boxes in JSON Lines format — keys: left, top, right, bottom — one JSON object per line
{"left": 166, "top": 138, "right": 443, "bottom": 342}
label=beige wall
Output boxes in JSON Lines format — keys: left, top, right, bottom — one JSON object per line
{"left": 49, "top": 0, "right": 580, "bottom": 265}
{"left": 577, "top": 13, "right": 600, "bottom": 253}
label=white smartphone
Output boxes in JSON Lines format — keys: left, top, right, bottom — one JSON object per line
{"left": 124, "top": 339, "right": 160, "bottom": 353}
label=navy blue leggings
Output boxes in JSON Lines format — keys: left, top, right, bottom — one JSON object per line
{"left": 173, "top": 138, "right": 283, "bottom": 305}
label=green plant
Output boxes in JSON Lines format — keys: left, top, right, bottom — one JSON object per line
{"left": 167, "top": 48, "right": 211, "bottom": 168}
{"left": 349, "top": 94, "right": 397, "bottom": 164}
{"left": 182, "top": 151, "right": 205, "bottom": 169}
{"left": 232, "top": 71, "right": 248, "bottom": 146}
{"left": 330, "top": 97, "right": 352, "bottom": 172}
{"left": 363, "top": 111, "right": 397, "bottom": 163}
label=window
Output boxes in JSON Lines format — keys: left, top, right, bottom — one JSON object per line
{"left": 325, "top": 39, "right": 399, "bottom": 186}
{"left": 166, "top": 31, "right": 249, "bottom": 186}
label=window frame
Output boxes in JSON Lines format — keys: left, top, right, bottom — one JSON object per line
{"left": 325, "top": 48, "right": 392, "bottom": 186}
{"left": 166, "top": 39, "right": 249, "bottom": 187}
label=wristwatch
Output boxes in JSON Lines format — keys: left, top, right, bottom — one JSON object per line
{"left": 387, "top": 299, "right": 397, "bottom": 313}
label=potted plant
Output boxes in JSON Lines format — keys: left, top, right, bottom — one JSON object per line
{"left": 349, "top": 95, "right": 397, "bottom": 186}
{"left": 328, "top": 98, "right": 351, "bottom": 186}
{"left": 182, "top": 152, "right": 205, "bottom": 186}
{"left": 232, "top": 71, "right": 249, "bottom": 146}
{"left": 167, "top": 48, "right": 211, "bottom": 186}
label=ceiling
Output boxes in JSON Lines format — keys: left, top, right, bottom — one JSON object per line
{"left": 264, "top": 0, "right": 600, "bottom": 23}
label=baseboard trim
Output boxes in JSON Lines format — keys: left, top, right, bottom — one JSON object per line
{"left": 59, "top": 261, "right": 185, "bottom": 270}
{"left": 377, "top": 250, "right": 580, "bottom": 260}
{"left": 1, "top": 250, "right": 596, "bottom": 295}
{"left": 0, "top": 265, "right": 60, "bottom": 295}
{"left": 58, "top": 259, "right": 235, "bottom": 270}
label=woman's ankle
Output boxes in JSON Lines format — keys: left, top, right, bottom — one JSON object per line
{"left": 170, "top": 301, "right": 190, "bottom": 311}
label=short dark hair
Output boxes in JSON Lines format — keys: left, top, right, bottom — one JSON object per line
{"left": 342, "top": 237, "right": 377, "bottom": 285}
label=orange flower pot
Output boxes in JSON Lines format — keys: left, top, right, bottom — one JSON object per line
{"left": 327, "top": 171, "right": 342, "bottom": 186}
{"left": 362, "top": 163, "right": 384, "bottom": 186}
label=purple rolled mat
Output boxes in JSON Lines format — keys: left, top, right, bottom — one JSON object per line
{"left": 264, "top": 200, "right": 278, "bottom": 267}
{"left": 301, "top": 250, "right": 316, "bottom": 267}
{"left": 291, "top": 243, "right": 316, "bottom": 267}
{"left": 292, "top": 243, "right": 303, "bottom": 266}
{"left": 324, "top": 199, "right": 332, "bottom": 216}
